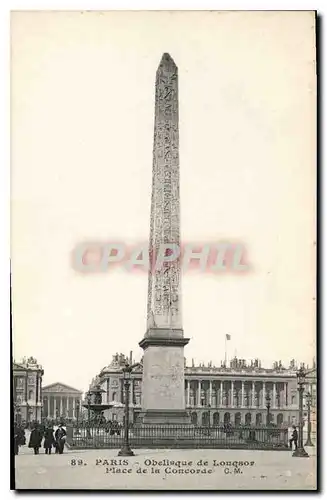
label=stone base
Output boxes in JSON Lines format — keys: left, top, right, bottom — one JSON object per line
{"left": 140, "top": 409, "right": 191, "bottom": 425}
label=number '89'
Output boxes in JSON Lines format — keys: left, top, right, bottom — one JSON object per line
{"left": 70, "top": 459, "right": 84, "bottom": 466}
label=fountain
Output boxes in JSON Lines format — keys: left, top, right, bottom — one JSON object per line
{"left": 82, "top": 383, "right": 113, "bottom": 422}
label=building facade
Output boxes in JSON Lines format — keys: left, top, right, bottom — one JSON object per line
{"left": 92, "top": 353, "right": 316, "bottom": 427}
{"left": 42, "top": 383, "right": 83, "bottom": 419}
{"left": 13, "top": 357, "right": 44, "bottom": 423}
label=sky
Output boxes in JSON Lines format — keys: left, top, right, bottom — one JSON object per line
{"left": 11, "top": 11, "right": 316, "bottom": 392}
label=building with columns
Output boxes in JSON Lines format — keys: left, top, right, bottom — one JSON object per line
{"left": 42, "top": 383, "right": 83, "bottom": 420}
{"left": 13, "top": 357, "right": 44, "bottom": 423}
{"left": 91, "top": 353, "right": 316, "bottom": 427}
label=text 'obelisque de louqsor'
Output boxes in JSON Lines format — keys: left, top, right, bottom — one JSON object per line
{"left": 139, "top": 53, "right": 190, "bottom": 424}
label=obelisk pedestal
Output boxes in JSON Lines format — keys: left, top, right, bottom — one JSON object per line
{"left": 139, "top": 332, "right": 190, "bottom": 424}
{"left": 139, "top": 53, "right": 190, "bottom": 425}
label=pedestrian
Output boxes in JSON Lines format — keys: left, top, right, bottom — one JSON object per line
{"left": 289, "top": 425, "right": 298, "bottom": 450}
{"left": 55, "top": 423, "right": 67, "bottom": 454}
{"left": 28, "top": 424, "right": 43, "bottom": 455}
{"left": 18, "top": 425, "right": 26, "bottom": 446}
{"left": 43, "top": 426, "right": 55, "bottom": 454}
{"left": 13, "top": 423, "right": 20, "bottom": 456}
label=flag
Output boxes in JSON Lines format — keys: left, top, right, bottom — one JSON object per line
{"left": 226, "top": 334, "right": 231, "bottom": 340}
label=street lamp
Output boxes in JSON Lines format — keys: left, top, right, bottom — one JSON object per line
{"left": 86, "top": 391, "right": 92, "bottom": 437}
{"left": 118, "top": 363, "right": 134, "bottom": 457}
{"left": 86, "top": 391, "right": 92, "bottom": 422}
{"left": 75, "top": 400, "right": 81, "bottom": 435}
{"left": 265, "top": 392, "right": 271, "bottom": 426}
{"left": 293, "top": 367, "right": 309, "bottom": 458}
{"left": 305, "top": 392, "right": 314, "bottom": 447}
{"left": 13, "top": 402, "right": 21, "bottom": 424}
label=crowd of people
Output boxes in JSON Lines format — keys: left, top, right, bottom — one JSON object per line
{"left": 13, "top": 421, "right": 67, "bottom": 456}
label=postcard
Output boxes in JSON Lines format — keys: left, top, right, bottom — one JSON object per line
{"left": 11, "top": 10, "right": 317, "bottom": 490}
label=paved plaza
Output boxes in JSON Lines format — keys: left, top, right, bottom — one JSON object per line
{"left": 14, "top": 440, "right": 316, "bottom": 490}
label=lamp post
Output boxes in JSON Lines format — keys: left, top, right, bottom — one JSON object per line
{"left": 265, "top": 392, "right": 271, "bottom": 426}
{"left": 305, "top": 392, "right": 313, "bottom": 447}
{"left": 118, "top": 363, "right": 134, "bottom": 457}
{"left": 13, "top": 402, "right": 21, "bottom": 424}
{"left": 293, "top": 366, "right": 309, "bottom": 457}
{"left": 75, "top": 400, "right": 80, "bottom": 435}
{"left": 86, "top": 391, "right": 92, "bottom": 438}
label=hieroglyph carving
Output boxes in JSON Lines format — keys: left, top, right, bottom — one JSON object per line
{"left": 147, "top": 54, "right": 182, "bottom": 330}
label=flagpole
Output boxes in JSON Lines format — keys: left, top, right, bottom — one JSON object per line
{"left": 224, "top": 335, "right": 227, "bottom": 366}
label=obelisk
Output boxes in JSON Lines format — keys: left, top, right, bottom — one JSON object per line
{"left": 139, "top": 53, "right": 190, "bottom": 424}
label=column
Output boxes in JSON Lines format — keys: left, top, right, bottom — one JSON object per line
{"left": 241, "top": 381, "right": 245, "bottom": 407}
{"left": 284, "top": 382, "right": 287, "bottom": 407}
{"left": 24, "top": 373, "right": 28, "bottom": 403}
{"left": 231, "top": 381, "right": 234, "bottom": 408}
{"left": 130, "top": 380, "right": 134, "bottom": 405}
{"left": 262, "top": 382, "right": 266, "bottom": 408}
{"left": 273, "top": 383, "right": 276, "bottom": 409}
{"left": 220, "top": 381, "right": 223, "bottom": 406}
{"left": 186, "top": 380, "right": 190, "bottom": 407}
{"left": 73, "top": 397, "right": 76, "bottom": 418}
{"left": 106, "top": 378, "right": 110, "bottom": 403}
{"left": 197, "top": 380, "right": 201, "bottom": 406}
{"left": 39, "top": 376, "right": 42, "bottom": 405}
{"left": 209, "top": 380, "right": 212, "bottom": 406}
{"left": 47, "top": 397, "right": 50, "bottom": 417}
{"left": 60, "top": 397, "right": 63, "bottom": 416}
{"left": 252, "top": 381, "right": 255, "bottom": 407}
{"left": 54, "top": 397, "right": 57, "bottom": 417}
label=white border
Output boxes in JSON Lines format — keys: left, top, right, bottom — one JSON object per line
{"left": 2, "top": 2, "right": 323, "bottom": 499}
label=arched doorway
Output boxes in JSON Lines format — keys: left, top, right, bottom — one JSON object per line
{"left": 245, "top": 413, "right": 252, "bottom": 425}
{"left": 256, "top": 413, "right": 262, "bottom": 426}
{"left": 213, "top": 412, "right": 219, "bottom": 426}
{"left": 191, "top": 412, "right": 198, "bottom": 425}
{"left": 224, "top": 412, "right": 231, "bottom": 424}
{"left": 277, "top": 413, "right": 283, "bottom": 425}
{"left": 202, "top": 412, "right": 209, "bottom": 426}
{"left": 235, "top": 412, "right": 242, "bottom": 426}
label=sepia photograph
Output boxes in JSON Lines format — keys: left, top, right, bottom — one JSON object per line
{"left": 10, "top": 10, "right": 317, "bottom": 490}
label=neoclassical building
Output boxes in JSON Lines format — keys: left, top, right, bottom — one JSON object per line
{"left": 13, "top": 357, "right": 44, "bottom": 423}
{"left": 92, "top": 353, "right": 316, "bottom": 428}
{"left": 42, "top": 383, "right": 83, "bottom": 419}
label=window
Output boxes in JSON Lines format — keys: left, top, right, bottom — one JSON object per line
{"left": 112, "top": 414, "right": 117, "bottom": 421}
{"left": 112, "top": 392, "right": 117, "bottom": 402}
{"left": 28, "top": 390, "right": 33, "bottom": 400}
{"left": 291, "top": 396, "right": 295, "bottom": 405}
{"left": 16, "top": 377, "right": 24, "bottom": 387}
